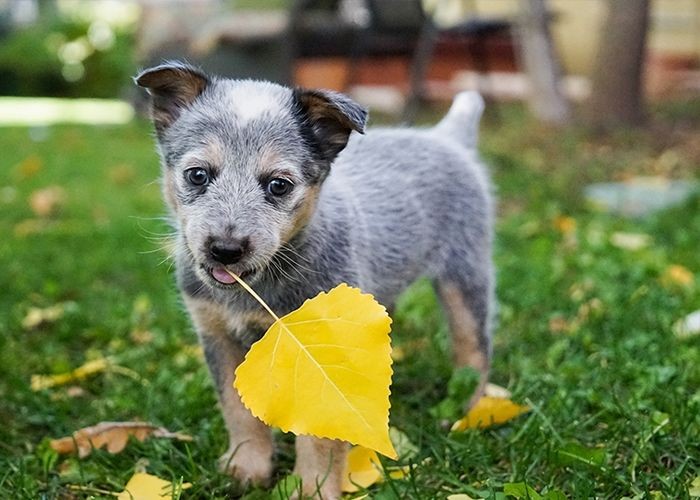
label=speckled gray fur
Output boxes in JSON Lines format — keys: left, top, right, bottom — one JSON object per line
{"left": 136, "top": 62, "right": 494, "bottom": 494}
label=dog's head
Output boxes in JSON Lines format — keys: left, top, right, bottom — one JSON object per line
{"left": 135, "top": 62, "right": 367, "bottom": 288}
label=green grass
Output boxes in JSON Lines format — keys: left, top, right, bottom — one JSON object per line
{"left": 1, "top": 101, "right": 699, "bottom": 499}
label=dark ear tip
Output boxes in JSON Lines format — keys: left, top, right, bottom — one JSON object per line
{"left": 133, "top": 70, "right": 152, "bottom": 88}
{"left": 133, "top": 61, "right": 209, "bottom": 89}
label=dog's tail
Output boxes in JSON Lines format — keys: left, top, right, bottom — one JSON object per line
{"left": 433, "top": 91, "right": 485, "bottom": 150}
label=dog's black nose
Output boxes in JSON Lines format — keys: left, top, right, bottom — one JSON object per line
{"left": 209, "top": 238, "right": 249, "bottom": 265}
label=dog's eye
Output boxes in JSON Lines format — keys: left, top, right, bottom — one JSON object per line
{"left": 267, "top": 178, "right": 293, "bottom": 197}
{"left": 185, "top": 167, "right": 209, "bottom": 186}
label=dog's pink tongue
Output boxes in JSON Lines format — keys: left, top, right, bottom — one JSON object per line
{"left": 212, "top": 267, "right": 236, "bottom": 284}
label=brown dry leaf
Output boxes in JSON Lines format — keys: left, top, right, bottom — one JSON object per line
{"left": 117, "top": 472, "right": 191, "bottom": 500}
{"left": 548, "top": 315, "right": 572, "bottom": 334}
{"left": 50, "top": 422, "right": 193, "bottom": 458}
{"left": 29, "top": 186, "right": 65, "bottom": 217}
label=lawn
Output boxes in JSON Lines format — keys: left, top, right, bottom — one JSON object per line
{"left": 1, "top": 100, "right": 699, "bottom": 499}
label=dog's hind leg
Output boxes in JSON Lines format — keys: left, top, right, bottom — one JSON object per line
{"left": 435, "top": 262, "right": 493, "bottom": 409}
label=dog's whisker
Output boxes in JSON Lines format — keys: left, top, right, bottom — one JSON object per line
{"left": 270, "top": 252, "right": 310, "bottom": 285}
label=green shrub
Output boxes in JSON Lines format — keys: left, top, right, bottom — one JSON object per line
{"left": 0, "top": 16, "right": 135, "bottom": 98}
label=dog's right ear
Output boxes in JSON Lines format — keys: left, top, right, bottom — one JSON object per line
{"left": 135, "top": 62, "right": 209, "bottom": 132}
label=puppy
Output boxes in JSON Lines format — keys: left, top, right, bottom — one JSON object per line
{"left": 135, "top": 62, "right": 494, "bottom": 499}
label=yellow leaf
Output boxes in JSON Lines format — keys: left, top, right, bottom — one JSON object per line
{"left": 342, "top": 446, "right": 383, "bottom": 492}
{"left": 661, "top": 264, "right": 694, "bottom": 288}
{"left": 50, "top": 421, "right": 193, "bottom": 458}
{"left": 341, "top": 445, "right": 410, "bottom": 493}
{"left": 31, "top": 357, "right": 110, "bottom": 391}
{"left": 233, "top": 282, "right": 396, "bottom": 459}
{"left": 447, "top": 495, "right": 475, "bottom": 500}
{"left": 451, "top": 396, "right": 530, "bottom": 431}
{"left": 117, "top": 472, "right": 191, "bottom": 500}
{"left": 553, "top": 215, "right": 576, "bottom": 234}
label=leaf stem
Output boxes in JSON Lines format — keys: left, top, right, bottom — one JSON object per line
{"left": 224, "top": 269, "right": 281, "bottom": 322}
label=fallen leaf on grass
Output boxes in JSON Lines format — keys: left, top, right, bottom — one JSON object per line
{"left": 389, "top": 427, "right": 418, "bottom": 460}
{"left": 446, "top": 495, "right": 475, "bottom": 500}
{"left": 674, "top": 310, "right": 700, "bottom": 338}
{"left": 661, "top": 264, "right": 694, "bottom": 288}
{"left": 31, "top": 357, "right": 110, "bottom": 391}
{"left": 16, "top": 155, "right": 43, "bottom": 178}
{"left": 117, "top": 472, "right": 191, "bottom": 500}
{"left": 689, "top": 475, "right": 700, "bottom": 497}
{"left": 451, "top": 396, "right": 530, "bottom": 431}
{"left": 341, "top": 445, "right": 410, "bottom": 493}
{"left": 484, "top": 383, "right": 512, "bottom": 399}
{"left": 22, "top": 303, "right": 67, "bottom": 329}
{"left": 553, "top": 215, "right": 576, "bottom": 235}
{"left": 50, "top": 421, "right": 192, "bottom": 458}
{"left": 29, "top": 186, "right": 65, "bottom": 217}
{"left": 610, "top": 232, "right": 651, "bottom": 250}
{"left": 232, "top": 277, "right": 396, "bottom": 459}
{"left": 342, "top": 446, "right": 382, "bottom": 492}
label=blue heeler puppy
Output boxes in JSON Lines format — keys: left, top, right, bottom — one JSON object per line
{"left": 136, "top": 62, "right": 494, "bottom": 499}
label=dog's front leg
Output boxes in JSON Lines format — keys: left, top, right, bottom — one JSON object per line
{"left": 293, "top": 436, "right": 347, "bottom": 499}
{"left": 185, "top": 298, "right": 274, "bottom": 486}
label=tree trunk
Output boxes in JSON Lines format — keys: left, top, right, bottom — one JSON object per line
{"left": 587, "top": 0, "right": 650, "bottom": 127}
{"left": 518, "top": 0, "right": 571, "bottom": 125}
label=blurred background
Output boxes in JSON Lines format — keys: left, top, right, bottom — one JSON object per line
{"left": 1, "top": 1, "right": 700, "bottom": 498}
{"left": 0, "top": 0, "right": 698, "bottom": 123}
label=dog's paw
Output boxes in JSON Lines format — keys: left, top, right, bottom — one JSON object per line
{"left": 218, "top": 443, "right": 273, "bottom": 487}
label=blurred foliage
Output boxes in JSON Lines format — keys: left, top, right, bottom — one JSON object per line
{"left": 0, "top": 15, "right": 135, "bottom": 98}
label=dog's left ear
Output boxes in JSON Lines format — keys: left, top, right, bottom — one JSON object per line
{"left": 135, "top": 61, "right": 210, "bottom": 133}
{"left": 294, "top": 88, "right": 368, "bottom": 162}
